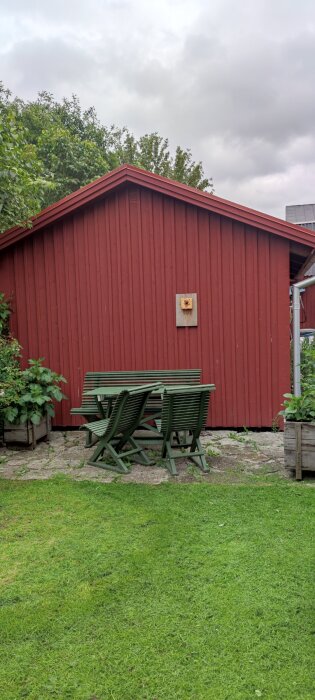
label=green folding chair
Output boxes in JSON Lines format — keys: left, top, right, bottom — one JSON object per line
{"left": 156, "top": 384, "right": 216, "bottom": 475}
{"left": 82, "top": 383, "right": 162, "bottom": 473}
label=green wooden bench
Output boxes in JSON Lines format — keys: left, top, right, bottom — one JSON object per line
{"left": 156, "top": 384, "right": 216, "bottom": 476}
{"left": 71, "top": 369, "right": 202, "bottom": 422}
{"left": 81, "top": 383, "right": 162, "bottom": 473}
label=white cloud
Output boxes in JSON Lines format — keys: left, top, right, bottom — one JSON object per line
{"left": 1, "top": 0, "right": 315, "bottom": 217}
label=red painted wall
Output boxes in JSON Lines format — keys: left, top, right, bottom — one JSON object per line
{"left": 0, "top": 184, "right": 291, "bottom": 427}
{"left": 301, "top": 285, "right": 315, "bottom": 329}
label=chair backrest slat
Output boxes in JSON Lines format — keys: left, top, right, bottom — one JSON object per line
{"left": 104, "top": 383, "right": 162, "bottom": 442}
{"left": 161, "top": 385, "right": 215, "bottom": 435}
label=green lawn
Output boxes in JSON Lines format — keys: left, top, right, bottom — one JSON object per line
{"left": 0, "top": 478, "right": 314, "bottom": 700}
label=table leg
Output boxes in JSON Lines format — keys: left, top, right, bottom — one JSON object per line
{"left": 94, "top": 396, "right": 113, "bottom": 419}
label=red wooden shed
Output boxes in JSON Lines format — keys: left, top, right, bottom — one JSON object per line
{"left": 1, "top": 165, "right": 314, "bottom": 427}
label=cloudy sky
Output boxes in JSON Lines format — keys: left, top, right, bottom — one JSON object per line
{"left": 1, "top": 0, "right": 315, "bottom": 218}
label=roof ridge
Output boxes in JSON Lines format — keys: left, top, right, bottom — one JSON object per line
{"left": 0, "top": 164, "right": 315, "bottom": 251}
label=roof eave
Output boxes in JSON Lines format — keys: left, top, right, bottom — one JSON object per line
{"left": 0, "top": 164, "right": 315, "bottom": 252}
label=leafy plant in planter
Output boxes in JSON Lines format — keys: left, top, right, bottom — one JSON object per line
{"left": 281, "top": 390, "right": 315, "bottom": 422}
{"left": 3, "top": 358, "right": 67, "bottom": 426}
{"left": 0, "top": 291, "right": 67, "bottom": 446}
{"left": 282, "top": 338, "right": 315, "bottom": 478}
{"left": 281, "top": 338, "right": 315, "bottom": 422}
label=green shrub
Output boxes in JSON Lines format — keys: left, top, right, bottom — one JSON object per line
{"left": 3, "top": 358, "right": 67, "bottom": 426}
{"left": 0, "top": 337, "right": 25, "bottom": 411}
{"left": 300, "top": 337, "right": 315, "bottom": 391}
{"left": 0, "top": 293, "right": 11, "bottom": 337}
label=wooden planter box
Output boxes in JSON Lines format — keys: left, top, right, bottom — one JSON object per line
{"left": 3, "top": 415, "right": 51, "bottom": 449}
{"left": 284, "top": 421, "right": 315, "bottom": 480}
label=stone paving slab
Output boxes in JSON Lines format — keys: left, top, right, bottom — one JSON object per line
{"left": 0, "top": 428, "right": 306, "bottom": 485}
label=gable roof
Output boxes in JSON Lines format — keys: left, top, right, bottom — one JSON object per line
{"left": 1, "top": 164, "right": 315, "bottom": 252}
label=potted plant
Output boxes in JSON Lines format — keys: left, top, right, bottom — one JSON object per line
{"left": 281, "top": 339, "right": 315, "bottom": 480}
{"left": 2, "top": 358, "right": 66, "bottom": 448}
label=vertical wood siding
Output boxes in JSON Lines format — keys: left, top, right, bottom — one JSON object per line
{"left": 0, "top": 184, "right": 291, "bottom": 427}
{"left": 301, "top": 285, "right": 315, "bottom": 329}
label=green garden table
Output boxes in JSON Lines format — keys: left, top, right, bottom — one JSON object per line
{"left": 83, "top": 384, "right": 191, "bottom": 419}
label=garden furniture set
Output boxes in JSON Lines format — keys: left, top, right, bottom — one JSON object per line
{"left": 71, "top": 370, "right": 216, "bottom": 475}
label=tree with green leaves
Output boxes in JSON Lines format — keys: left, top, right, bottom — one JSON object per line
{"left": 109, "top": 130, "right": 212, "bottom": 190}
{"left": 0, "top": 87, "right": 213, "bottom": 232}
{"left": 9, "top": 91, "right": 116, "bottom": 209}
{"left": 0, "top": 85, "right": 45, "bottom": 232}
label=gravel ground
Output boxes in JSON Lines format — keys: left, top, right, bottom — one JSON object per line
{"left": 1, "top": 428, "right": 311, "bottom": 484}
